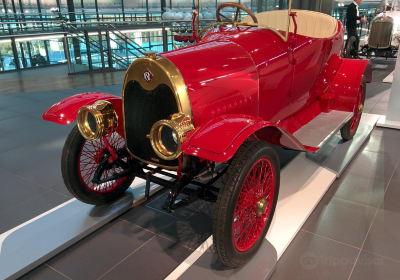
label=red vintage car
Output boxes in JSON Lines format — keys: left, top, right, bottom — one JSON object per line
{"left": 43, "top": 2, "right": 371, "bottom": 268}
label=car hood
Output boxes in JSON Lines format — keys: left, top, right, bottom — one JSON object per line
{"left": 161, "top": 40, "right": 259, "bottom": 126}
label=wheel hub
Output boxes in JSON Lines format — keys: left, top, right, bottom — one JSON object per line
{"left": 94, "top": 148, "right": 109, "bottom": 165}
{"left": 255, "top": 197, "right": 268, "bottom": 217}
{"left": 358, "top": 104, "right": 363, "bottom": 114}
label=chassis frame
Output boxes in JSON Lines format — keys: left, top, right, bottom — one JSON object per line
{"left": 92, "top": 144, "right": 227, "bottom": 212}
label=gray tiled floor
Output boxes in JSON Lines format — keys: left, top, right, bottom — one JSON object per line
{"left": 363, "top": 58, "right": 395, "bottom": 116}
{"left": 0, "top": 84, "right": 121, "bottom": 237}
{"left": 0, "top": 57, "right": 397, "bottom": 279}
{"left": 269, "top": 58, "right": 400, "bottom": 280}
{"left": 270, "top": 230, "right": 360, "bottom": 280}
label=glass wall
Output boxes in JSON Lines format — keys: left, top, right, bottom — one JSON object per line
{"left": 0, "top": 0, "right": 285, "bottom": 21}
{"left": 5, "top": 0, "right": 15, "bottom": 13}
{"left": 0, "top": 41, "right": 16, "bottom": 71}
{"left": 1, "top": 1, "right": 5, "bottom": 15}
{"left": 0, "top": 0, "right": 294, "bottom": 73}
{"left": 21, "top": 0, "right": 39, "bottom": 14}
{"left": 0, "top": 37, "right": 66, "bottom": 71}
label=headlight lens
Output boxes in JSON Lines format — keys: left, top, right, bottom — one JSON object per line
{"left": 86, "top": 111, "right": 97, "bottom": 134}
{"left": 76, "top": 100, "right": 118, "bottom": 141}
{"left": 150, "top": 113, "right": 194, "bottom": 160}
{"left": 172, "top": 130, "right": 178, "bottom": 144}
{"left": 154, "top": 125, "right": 178, "bottom": 156}
{"left": 78, "top": 110, "right": 98, "bottom": 139}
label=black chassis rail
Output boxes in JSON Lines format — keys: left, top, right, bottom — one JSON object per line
{"left": 92, "top": 150, "right": 227, "bottom": 213}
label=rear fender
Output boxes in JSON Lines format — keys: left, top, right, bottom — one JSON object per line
{"left": 328, "top": 59, "right": 372, "bottom": 112}
{"left": 42, "top": 92, "right": 124, "bottom": 136}
{"left": 181, "top": 114, "right": 306, "bottom": 162}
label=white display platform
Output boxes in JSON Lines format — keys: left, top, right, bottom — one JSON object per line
{"left": 177, "top": 240, "right": 277, "bottom": 280}
{"left": 378, "top": 56, "right": 400, "bottom": 129}
{"left": 167, "top": 113, "right": 378, "bottom": 280}
{"left": 383, "top": 70, "right": 394, "bottom": 83}
{"left": 167, "top": 155, "right": 337, "bottom": 280}
{"left": 0, "top": 113, "right": 378, "bottom": 280}
{"left": 377, "top": 115, "right": 400, "bottom": 129}
{"left": 0, "top": 178, "right": 164, "bottom": 280}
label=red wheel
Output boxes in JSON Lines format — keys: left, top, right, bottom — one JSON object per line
{"left": 233, "top": 158, "right": 275, "bottom": 252}
{"left": 62, "top": 125, "right": 135, "bottom": 205}
{"left": 78, "top": 132, "right": 127, "bottom": 194}
{"left": 213, "top": 141, "right": 279, "bottom": 268}
{"left": 350, "top": 80, "right": 365, "bottom": 132}
{"left": 340, "top": 76, "right": 366, "bottom": 140}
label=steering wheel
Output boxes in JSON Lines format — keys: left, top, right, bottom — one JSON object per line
{"left": 375, "top": 4, "right": 394, "bottom": 16}
{"left": 216, "top": 2, "right": 258, "bottom": 24}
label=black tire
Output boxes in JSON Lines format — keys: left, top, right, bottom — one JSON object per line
{"left": 213, "top": 140, "right": 280, "bottom": 268}
{"left": 61, "top": 125, "right": 135, "bottom": 205}
{"left": 345, "top": 36, "right": 357, "bottom": 58}
{"left": 340, "top": 76, "right": 366, "bottom": 140}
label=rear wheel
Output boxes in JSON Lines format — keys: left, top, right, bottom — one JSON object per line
{"left": 62, "top": 125, "right": 135, "bottom": 205}
{"left": 213, "top": 141, "right": 279, "bottom": 268}
{"left": 340, "top": 76, "right": 366, "bottom": 140}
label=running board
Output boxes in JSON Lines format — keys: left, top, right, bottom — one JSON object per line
{"left": 293, "top": 110, "right": 353, "bottom": 152}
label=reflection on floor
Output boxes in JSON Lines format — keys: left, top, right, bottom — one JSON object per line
{"left": 0, "top": 58, "right": 398, "bottom": 280}
{"left": 363, "top": 57, "right": 397, "bottom": 116}
{"left": 0, "top": 65, "right": 125, "bottom": 95}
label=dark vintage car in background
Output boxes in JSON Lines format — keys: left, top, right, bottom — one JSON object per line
{"left": 42, "top": 1, "right": 372, "bottom": 268}
{"left": 347, "top": 4, "right": 400, "bottom": 58}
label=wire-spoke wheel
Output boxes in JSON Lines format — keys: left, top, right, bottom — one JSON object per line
{"left": 340, "top": 76, "right": 366, "bottom": 140}
{"left": 213, "top": 140, "right": 279, "bottom": 268}
{"left": 62, "top": 125, "right": 135, "bottom": 205}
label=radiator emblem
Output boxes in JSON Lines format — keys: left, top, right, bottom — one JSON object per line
{"left": 143, "top": 69, "right": 153, "bottom": 83}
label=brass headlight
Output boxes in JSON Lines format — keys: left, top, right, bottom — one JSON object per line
{"left": 76, "top": 100, "right": 118, "bottom": 141}
{"left": 150, "top": 113, "right": 194, "bottom": 160}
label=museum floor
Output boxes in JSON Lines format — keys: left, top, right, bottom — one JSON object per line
{"left": 0, "top": 58, "right": 399, "bottom": 279}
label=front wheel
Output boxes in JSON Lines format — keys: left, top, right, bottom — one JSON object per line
{"left": 340, "top": 76, "right": 366, "bottom": 140}
{"left": 213, "top": 141, "right": 280, "bottom": 268}
{"left": 61, "top": 125, "right": 135, "bottom": 205}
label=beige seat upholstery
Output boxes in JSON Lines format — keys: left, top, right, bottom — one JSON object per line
{"left": 242, "top": 9, "right": 338, "bottom": 38}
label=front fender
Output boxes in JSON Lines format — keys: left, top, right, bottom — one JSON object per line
{"left": 42, "top": 92, "right": 124, "bottom": 136}
{"left": 328, "top": 58, "right": 372, "bottom": 112}
{"left": 182, "top": 114, "right": 306, "bottom": 162}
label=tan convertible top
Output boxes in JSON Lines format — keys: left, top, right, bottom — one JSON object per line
{"left": 242, "top": 9, "right": 338, "bottom": 39}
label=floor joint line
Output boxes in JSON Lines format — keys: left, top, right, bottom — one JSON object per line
{"left": 347, "top": 157, "right": 400, "bottom": 280}
{"left": 44, "top": 263, "right": 73, "bottom": 280}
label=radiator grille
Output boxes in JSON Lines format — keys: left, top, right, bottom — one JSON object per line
{"left": 123, "top": 80, "right": 179, "bottom": 168}
{"left": 369, "top": 21, "right": 393, "bottom": 49}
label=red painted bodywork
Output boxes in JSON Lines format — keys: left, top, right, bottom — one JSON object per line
{"left": 42, "top": 92, "right": 125, "bottom": 137}
{"left": 43, "top": 17, "right": 372, "bottom": 164}
{"left": 163, "top": 20, "right": 371, "bottom": 161}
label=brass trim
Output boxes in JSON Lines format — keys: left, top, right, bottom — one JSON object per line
{"left": 149, "top": 113, "right": 194, "bottom": 160}
{"left": 199, "top": 0, "right": 293, "bottom": 43}
{"left": 286, "top": 0, "right": 293, "bottom": 42}
{"left": 199, "top": 21, "right": 286, "bottom": 42}
{"left": 144, "top": 50, "right": 157, "bottom": 59}
{"left": 196, "top": 0, "right": 200, "bottom": 37}
{"left": 233, "top": 22, "right": 286, "bottom": 41}
{"left": 143, "top": 68, "right": 153, "bottom": 83}
{"left": 358, "top": 104, "right": 364, "bottom": 113}
{"left": 76, "top": 100, "right": 118, "bottom": 141}
{"left": 122, "top": 56, "right": 193, "bottom": 169}
{"left": 255, "top": 197, "right": 268, "bottom": 217}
